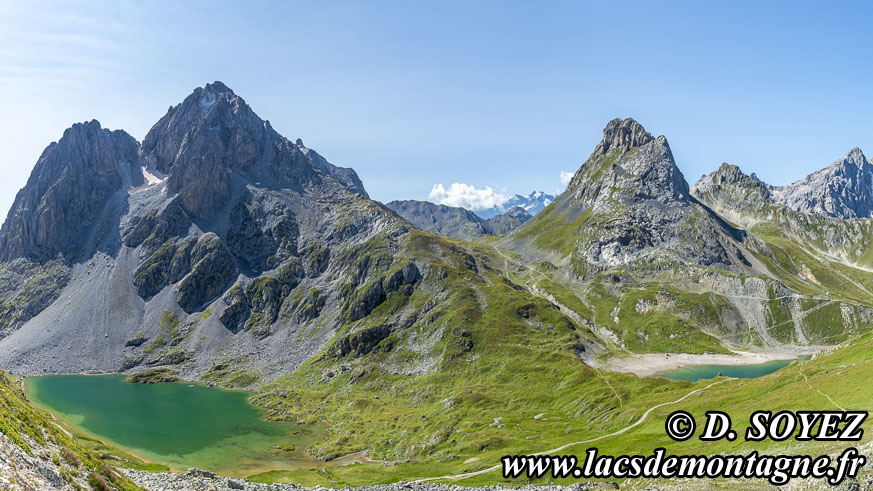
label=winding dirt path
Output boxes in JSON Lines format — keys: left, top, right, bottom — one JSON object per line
{"left": 414, "top": 381, "right": 722, "bottom": 483}
{"left": 799, "top": 362, "right": 844, "bottom": 411}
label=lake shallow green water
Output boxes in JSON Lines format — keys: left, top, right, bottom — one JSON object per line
{"left": 657, "top": 358, "right": 805, "bottom": 382}
{"left": 25, "top": 374, "right": 322, "bottom": 477}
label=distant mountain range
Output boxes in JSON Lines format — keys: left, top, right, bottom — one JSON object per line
{"left": 385, "top": 200, "right": 531, "bottom": 240}
{"left": 472, "top": 191, "right": 554, "bottom": 218}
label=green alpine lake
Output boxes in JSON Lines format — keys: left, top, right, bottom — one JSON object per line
{"left": 657, "top": 358, "right": 806, "bottom": 382}
{"left": 25, "top": 374, "right": 323, "bottom": 477}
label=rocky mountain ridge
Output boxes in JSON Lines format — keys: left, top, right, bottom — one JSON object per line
{"left": 514, "top": 118, "right": 755, "bottom": 274}
{"left": 771, "top": 147, "right": 873, "bottom": 219}
{"left": 385, "top": 200, "right": 531, "bottom": 239}
{"left": 693, "top": 147, "right": 873, "bottom": 222}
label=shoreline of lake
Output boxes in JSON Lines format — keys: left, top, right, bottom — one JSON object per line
{"left": 591, "top": 346, "right": 823, "bottom": 377}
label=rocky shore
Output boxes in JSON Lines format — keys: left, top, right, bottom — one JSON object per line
{"left": 121, "top": 468, "right": 612, "bottom": 491}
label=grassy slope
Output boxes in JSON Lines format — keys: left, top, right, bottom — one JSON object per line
{"left": 0, "top": 371, "right": 142, "bottom": 490}
{"left": 250, "top": 328, "right": 873, "bottom": 488}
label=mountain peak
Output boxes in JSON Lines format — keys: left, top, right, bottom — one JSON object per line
{"left": 592, "top": 118, "right": 654, "bottom": 157}
{"left": 567, "top": 118, "right": 687, "bottom": 208}
{"left": 842, "top": 146, "right": 866, "bottom": 164}
{"left": 203, "top": 80, "right": 234, "bottom": 94}
{"left": 141, "top": 83, "right": 370, "bottom": 217}
{"left": 771, "top": 147, "right": 873, "bottom": 219}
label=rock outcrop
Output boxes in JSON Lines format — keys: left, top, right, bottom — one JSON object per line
{"left": 295, "top": 139, "right": 369, "bottom": 197}
{"left": 691, "top": 163, "right": 773, "bottom": 225}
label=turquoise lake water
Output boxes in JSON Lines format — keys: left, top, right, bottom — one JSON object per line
{"left": 25, "top": 374, "right": 322, "bottom": 477}
{"left": 657, "top": 359, "right": 804, "bottom": 382}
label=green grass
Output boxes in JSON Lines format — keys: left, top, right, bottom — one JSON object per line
{"left": 246, "top": 329, "right": 873, "bottom": 487}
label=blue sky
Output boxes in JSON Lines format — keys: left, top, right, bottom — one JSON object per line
{"left": 1, "top": 1, "right": 872, "bottom": 216}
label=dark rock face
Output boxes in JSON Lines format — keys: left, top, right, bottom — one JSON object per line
{"left": 142, "top": 82, "right": 266, "bottom": 218}
{"left": 0, "top": 258, "right": 69, "bottom": 337}
{"left": 175, "top": 233, "right": 237, "bottom": 313}
{"left": 226, "top": 193, "right": 300, "bottom": 271}
{"left": 335, "top": 324, "right": 391, "bottom": 357}
{"left": 346, "top": 262, "right": 420, "bottom": 322}
{"left": 0, "top": 120, "right": 140, "bottom": 261}
{"left": 771, "top": 147, "right": 873, "bottom": 219}
{"left": 123, "top": 198, "right": 191, "bottom": 251}
{"left": 219, "top": 284, "right": 250, "bottom": 333}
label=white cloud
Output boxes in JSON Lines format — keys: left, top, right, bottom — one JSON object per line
{"left": 559, "top": 170, "right": 574, "bottom": 186}
{"left": 428, "top": 183, "right": 509, "bottom": 211}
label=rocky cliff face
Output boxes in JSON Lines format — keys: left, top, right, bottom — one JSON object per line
{"left": 771, "top": 147, "right": 873, "bottom": 219}
{"left": 0, "top": 120, "right": 140, "bottom": 262}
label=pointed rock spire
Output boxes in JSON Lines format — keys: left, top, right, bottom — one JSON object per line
{"left": 592, "top": 118, "right": 654, "bottom": 157}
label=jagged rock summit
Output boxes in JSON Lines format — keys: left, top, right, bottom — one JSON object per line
{"left": 566, "top": 117, "right": 690, "bottom": 210}
{"left": 0, "top": 120, "right": 140, "bottom": 262}
{"left": 513, "top": 117, "right": 754, "bottom": 274}
{"left": 591, "top": 117, "right": 654, "bottom": 156}
{"left": 691, "top": 163, "right": 773, "bottom": 225}
{"left": 771, "top": 147, "right": 873, "bottom": 219}
{"left": 141, "top": 81, "right": 367, "bottom": 219}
